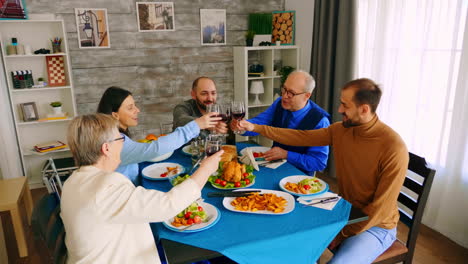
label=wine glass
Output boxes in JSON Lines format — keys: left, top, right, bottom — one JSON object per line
{"left": 207, "top": 103, "right": 221, "bottom": 136}
{"left": 205, "top": 135, "right": 222, "bottom": 156}
{"left": 231, "top": 101, "right": 245, "bottom": 134}
{"left": 220, "top": 103, "right": 231, "bottom": 123}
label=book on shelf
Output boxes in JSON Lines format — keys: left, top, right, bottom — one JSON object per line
{"left": 34, "top": 141, "right": 67, "bottom": 153}
{"left": 248, "top": 72, "right": 264, "bottom": 77}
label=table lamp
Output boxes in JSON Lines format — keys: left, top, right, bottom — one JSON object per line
{"left": 249, "top": 80, "right": 264, "bottom": 105}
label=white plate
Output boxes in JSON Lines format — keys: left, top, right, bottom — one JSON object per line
{"left": 181, "top": 145, "right": 193, "bottom": 156}
{"left": 240, "top": 146, "right": 271, "bottom": 161}
{"left": 210, "top": 178, "right": 255, "bottom": 190}
{"left": 142, "top": 162, "right": 184, "bottom": 180}
{"left": 222, "top": 188, "right": 295, "bottom": 215}
{"left": 279, "top": 175, "right": 329, "bottom": 197}
{"left": 163, "top": 202, "right": 220, "bottom": 233}
{"left": 147, "top": 151, "right": 174, "bottom": 162}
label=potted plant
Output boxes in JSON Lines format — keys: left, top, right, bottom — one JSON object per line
{"left": 245, "top": 30, "right": 255, "bottom": 46}
{"left": 278, "top": 66, "right": 295, "bottom": 87}
{"left": 38, "top": 77, "right": 45, "bottom": 86}
{"left": 50, "top": 101, "right": 62, "bottom": 114}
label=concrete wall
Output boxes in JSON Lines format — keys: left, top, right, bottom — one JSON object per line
{"left": 285, "top": 0, "right": 314, "bottom": 72}
{"left": 26, "top": 0, "right": 284, "bottom": 139}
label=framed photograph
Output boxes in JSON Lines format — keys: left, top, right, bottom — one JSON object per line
{"left": 136, "top": 2, "right": 175, "bottom": 32}
{"left": 272, "top": 11, "right": 295, "bottom": 45}
{"left": 20, "top": 102, "right": 38, "bottom": 122}
{"left": 0, "top": 0, "right": 27, "bottom": 20}
{"left": 200, "top": 9, "right": 226, "bottom": 46}
{"left": 75, "top": 8, "right": 111, "bottom": 48}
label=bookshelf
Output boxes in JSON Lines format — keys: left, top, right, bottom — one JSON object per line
{"left": 0, "top": 20, "right": 77, "bottom": 187}
{"left": 233, "top": 45, "right": 300, "bottom": 145}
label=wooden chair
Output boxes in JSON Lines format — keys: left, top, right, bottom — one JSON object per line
{"left": 373, "top": 152, "right": 436, "bottom": 264}
{"left": 31, "top": 193, "right": 67, "bottom": 264}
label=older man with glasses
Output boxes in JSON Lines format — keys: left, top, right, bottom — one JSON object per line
{"left": 231, "top": 70, "right": 330, "bottom": 175}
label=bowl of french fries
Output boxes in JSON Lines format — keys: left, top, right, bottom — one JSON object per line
{"left": 222, "top": 189, "right": 295, "bottom": 215}
{"left": 279, "top": 175, "right": 329, "bottom": 197}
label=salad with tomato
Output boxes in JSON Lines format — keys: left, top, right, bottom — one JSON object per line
{"left": 208, "top": 163, "right": 255, "bottom": 189}
{"left": 284, "top": 177, "right": 323, "bottom": 194}
{"left": 171, "top": 202, "right": 208, "bottom": 227}
{"left": 170, "top": 174, "right": 190, "bottom": 186}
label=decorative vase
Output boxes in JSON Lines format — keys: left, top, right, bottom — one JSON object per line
{"left": 246, "top": 39, "right": 253, "bottom": 46}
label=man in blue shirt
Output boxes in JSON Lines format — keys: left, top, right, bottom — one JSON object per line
{"left": 232, "top": 70, "right": 330, "bottom": 175}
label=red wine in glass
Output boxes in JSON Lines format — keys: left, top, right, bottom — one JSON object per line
{"left": 205, "top": 146, "right": 220, "bottom": 156}
{"left": 232, "top": 112, "right": 245, "bottom": 120}
{"left": 219, "top": 114, "right": 229, "bottom": 122}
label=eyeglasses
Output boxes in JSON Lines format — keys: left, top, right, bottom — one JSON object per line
{"left": 109, "top": 136, "right": 125, "bottom": 143}
{"left": 281, "top": 87, "right": 307, "bottom": 98}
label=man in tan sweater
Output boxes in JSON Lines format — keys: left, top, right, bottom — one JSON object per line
{"left": 239, "top": 78, "right": 408, "bottom": 263}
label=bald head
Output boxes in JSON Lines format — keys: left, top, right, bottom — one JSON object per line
{"left": 191, "top": 77, "right": 217, "bottom": 110}
{"left": 286, "top": 70, "right": 316, "bottom": 93}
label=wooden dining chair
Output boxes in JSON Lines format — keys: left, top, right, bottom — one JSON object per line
{"left": 372, "top": 152, "right": 436, "bottom": 264}
{"left": 31, "top": 193, "right": 68, "bottom": 264}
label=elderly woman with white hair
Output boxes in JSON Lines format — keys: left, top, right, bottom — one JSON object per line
{"left": 61, "top": 113, "right": 222, "bottom": 264}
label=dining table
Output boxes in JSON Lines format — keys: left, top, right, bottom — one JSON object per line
{"left": 141, "top": 142, "right": 368, "bottom": 264}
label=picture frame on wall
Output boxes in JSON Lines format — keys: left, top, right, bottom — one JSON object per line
{"left": 136, "top": 2, "right": 175, "bottom": 32}
{"left": 200, "top": 9, "right": 226, "bottom": 46}
{"left": 272, "top": 11, "right": 295, "bottom": 45}
{"left": 75, "top": 8, "right": 111, "bottom": 48}
{"left": 20, "top": 102, "right": 39, "bottom": 122}
{"left": 0, "top": 0, "right": 27, "bottom": 20}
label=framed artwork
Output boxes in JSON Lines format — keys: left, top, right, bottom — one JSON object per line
{"left": 200, "top": 9, "right": 226, "bottom": 46}
{"left": 136, "top": 2, "right": 175, "bottom": 31}
{"left": 272, "top": 11, "right": 295, "bottom": 45}
{"left": 0, "top": 0, "right": 27, "bottom": 20}
{"left": 75, "top": 8, "right": 111, "bottom": 48}
{"left": 20, "top": 102, "right": 38, "bottom": 122}
{"left": 46, "top": 56, "right": 66, "bottom": 87}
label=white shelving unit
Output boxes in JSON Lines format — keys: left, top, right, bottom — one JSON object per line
{"left": 233, "top": 45, "right": 299, "bottom": 145}
{"left": 0, "top": 20, "right": 77, "bottom": 188}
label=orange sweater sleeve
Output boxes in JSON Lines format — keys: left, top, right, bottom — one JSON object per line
{"left": 342, "top": 143, "right": 408, "bottom": 236}
{"left": 253, "top": 124, "right": 333, "bottom": 147}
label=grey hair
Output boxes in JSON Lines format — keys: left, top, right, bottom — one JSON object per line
{"left": 291, "top": 70, "right": 316, "bottom": 93}
{"left": 67, "top": 114, "right": 119, "bottom": 166}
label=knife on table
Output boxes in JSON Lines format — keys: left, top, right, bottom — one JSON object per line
{"left": 207, "top": 190, "right": 261, "bottom": 197}
{"left": 258, "top": 159, "right": 284, "bottom": 166}
{"left": 302, "top": 197, "right": 339, "bottom": 206}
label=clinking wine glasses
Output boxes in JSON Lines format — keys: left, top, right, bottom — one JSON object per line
{"left": 231, "top": 101, "right": 245, "bottom": 134}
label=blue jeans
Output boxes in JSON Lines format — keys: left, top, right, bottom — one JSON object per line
{"left": 328, "top": 226, "right": 397, "bottom": 264}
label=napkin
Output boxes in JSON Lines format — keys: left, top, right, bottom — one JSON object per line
{"left": 297, "top": 192, "right": 341, "bottom": 210}
{"left": 239, "top": 148, "right": 259, "bottom": 171}
{"left": 258, "top": 159, "right": 286, "bottom": 169}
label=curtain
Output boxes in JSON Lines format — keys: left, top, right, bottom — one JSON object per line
{"left": 310, "top": 0, "right": 357, "bottom": 123}
{"left": 310, "top": 0, "right": 357, "bottom": 178}
{"left": 357, "top": 0, "right": 468, "bottom": 247}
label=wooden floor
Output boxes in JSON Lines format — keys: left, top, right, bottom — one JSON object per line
{"left": 2, "top": 187, "right": 468, "bottom": 264}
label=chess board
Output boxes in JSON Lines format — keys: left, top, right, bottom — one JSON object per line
{"left": 46, "top": 56, "right": 66, "bottom": 86}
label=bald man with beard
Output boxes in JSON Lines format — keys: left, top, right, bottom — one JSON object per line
{"left": 173, "top": 77, "right": 228, "bottom": 138}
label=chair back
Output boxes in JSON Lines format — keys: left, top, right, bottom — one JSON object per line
{"left": 31, "top": 193, "right": 67, "bottom": 264}
{"left": 397, "top": 152, "right": 436, "bottom": 262}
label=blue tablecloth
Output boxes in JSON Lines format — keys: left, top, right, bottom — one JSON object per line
{"left": 141, "top": 143, "right": 351, "bottom": 264}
